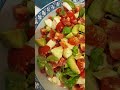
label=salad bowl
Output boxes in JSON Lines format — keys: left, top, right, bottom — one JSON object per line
{"left": 35, "top": 0, "right": 85, "bottom": 90}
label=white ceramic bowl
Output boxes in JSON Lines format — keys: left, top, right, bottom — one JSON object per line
{"left": 35, "top": 0, "right": 85, "bottom": 90}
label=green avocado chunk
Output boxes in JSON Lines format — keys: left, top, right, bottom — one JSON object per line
{"left": 0, "top": 29, "right": 27, "bottom": 48}
{"left": 67, "top": 55, "right": 80, "bottom": 74}
{"left": 35, "top": 38, "right": 46, "bottom": 46}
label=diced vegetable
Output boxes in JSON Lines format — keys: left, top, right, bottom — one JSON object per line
{"left": 51, "top": 46, "right": 63, "bottom": 59}
{"left": 62, "top": 26, "right": 71, "bottom": 34}
{"left": 37, "top": 56, "right": 46, "bottom": 69}
{"left": 66, "top": 33, "right": 74, "bottom": 38}
{"left": 79, "top": 7, "right": 85, "bottom": 17}
{"left": 63, "top": 48, "right": 72, "bottom": 58}
{"left": 90, "top": 48, "right": 104, "bottom": 70}
{"left": 72, "top": 24, "right": 79, "bottom": 35}
{"left": 67, "top": 55, "right": 80, "bottom": 74}
{"left": 79, "top": 24, "right": 85, "bottom": 33}
{"left": 47, "top": 39, "right": 56, "bottom": 49}
{"left": 76, "top": 77, "right": 85, "bottom": 84}
{"left": 87, "top": 0, "right": 105, "bottom": 23}
{"left": 63, "top": 0, "right": 75, "bottom": 9}
{"left": 45, "top": 63, "right": 54, "bottom": 77}
{"left": 63, "top": 2, "right": 72, "bottom": 11}
{"left": 74, "top": 12, "right": 79, "bottom": 18}
{"left": 47, "top": 55, "right": 59, "bottom": 61}
{"left": 72, "top": 46, "right": 79, "bottom": 56}
{"left": 35, "top": 38, "right": 46, "bottom": 46}
{"left": 45, "top": 19, "right": 53, "bottom": 28}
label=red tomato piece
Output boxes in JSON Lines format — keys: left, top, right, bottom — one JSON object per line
{"left": 38, "top": 45, "right": 50, "bottom": 56}
{"left": 68, "top": 36, "right": 80, "bottom": 45}
{"left": 67, "top": 11, "right": 76, "bottom": 23}
{"left": 60, "top": 41, "right": 68, "bottom": 49}
{"left": 80, "top": 70, "right": 85, "bottom": 78}
{"left": 54, "top": 32, "right": 64, "bottom": 40}
{"left": 49, "top": 29, "right": 55, "bottom": 38}
{"left": 8, "top": 45, "right": 35, "bottom": 74}
{"left": 61, "top": 17, "right": 71, "bottom": 26}
{"left": 76, "top": 58, "right": 85, "bottom": 72}
{"left": 56, "top": 22, "right": 64, "bottom": 32}
{"left": 78, "top": 18, "right": 85, "bottom": 24}
{"left": 40, "top": 28, "right": 48, "bottom": 35}
{"left": 56, "top": 8, "right": 62, "bottom": 14}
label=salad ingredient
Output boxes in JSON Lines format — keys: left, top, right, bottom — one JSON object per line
{"left": 66, "top": 33, "right": 74, "bottom": 38}
{"left": 62, "top": 26, "right": 71, "bottom": 34}
{"left": 45, "top": 19, "right": 53, "bottom": 28}
{"left": 90, "top": 48, "right": 104, "bottom": 70}
{"left": 35, "top": 38, "right": 46, "bottom": 46}
{"left": 79, "top": 7, "right": 85, "bottom": 17}
{"left": 72, "top": 46, "right": 79, "bottom": 56}
{"left": 45, "top": 63, "right": 54, "bottom": 77}
{"left": 0, "top": 29, "right": 27, "bottom": 48}
{"left": 72, "top": 24, "right": 79, "bottom": 35}
{"left": 76, "top": 77, "right": 85, "bottom": 85}
{"left": 8, "top": 45, "right": 34, "bottom": 74}
{"left": 47, "top": 55, "right": 59, "bottom": 61}
{"left": 88, "top": 0, "right": 105, "bottom": 23}
{"left": 67, "top": 55, "right": 80, "bottom": 74}
{"left": 79, "top": 24, "right": 85, "bottom": 33}
{"left": 68, "top": 36, "right": 80, "bottom": 45}
{"left": 63, "top": 2, "right": 72, "bottom": 11}
{"left": 51, "top": 46, "right": 63, "bottom": 59}
{"left": 63, "top": 0, "right": 75, "bottom": 9}
{"left": 46, "top": 40, "right": 56, "bottom": 49}
{"left": 56, "top": 22, "right": 64, "bottom": 32}
{"left": 38, "top": 45, "right": 50, "bottom": 56}
{"left": 37, "top": 56, "right": 46, "bottom": 69}
{"left": 63, "top": 48, "right": 72, "bottom": 58}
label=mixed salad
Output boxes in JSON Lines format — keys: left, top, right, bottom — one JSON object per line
{"left": 86, "top": 0, "right": 120, "bottom": 90}
{"left": 36, "top": 0, "right": 85, "bottom": 90}
{"left": 0, "top": 0, "right": 35, "bottom": 90}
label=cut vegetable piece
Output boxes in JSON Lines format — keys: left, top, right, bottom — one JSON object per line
{"left": 104, "top": 0, "right": 120, "bottom": 17}
{"left": 63, "top": 48, "right": 72, "bottom": 58}
{"left": 47, "top": 39, "right": 56, "bottom": 49}
{"left": 62, "top": 26, "right": 71, "bottom": 34}
{"left": 79, "top": 7, "right": 85, "bottom": 17}
{"left": 74, "top": 12, "right": 79, "bottom": 18}
{"left": 79, "top": 24, "right": 85, "bottom": 33}
{"left": 72, "top": 24, "right": 79, "bottom": 35}
{"left": 35, "top": 38, "right": 46, "bottom": 46}
{"left": 45, "top": 19, "right": 53, "bottom": 28}
{"left": 72, "top": 46, "right": 79, "bottom": 56}
{"left": 37, "top": 56, "right": 46, "bottom": 69}
{"left": 0, "top": 29, "right": 27, "bottom": 48}
{"left": 45, "top": 63, "right": 54, "bottom": 77}
{"left": 76, "top": 77, "right": 85, "bottom": 84}
{"left": 67, "top": 55, "right": 80, "bottom": 74}
{"left": 47, "top": 55, "right": 59, "bottom": 61}
{"left": 62, "top": 2, "right": 72, "bottom": 11}
{"left": 66, "top": 33, "right": 74, "bottom": 38}
{"left": 87, "top": 0, "right": 105, "bottom": 23}
{"left": 51, "top": 46, "right": 63, "bottom": 59}
{"left": 63, "top": 0, "right": 75, "bottom": 9}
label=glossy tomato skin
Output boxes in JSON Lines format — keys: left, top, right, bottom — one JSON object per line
{"left": 67, "top": 11, "right": 76, "bottom": 23}
{"left": 76, "top": 59, "right": 85, "bottom": 72}
{"left": 8, "top": 45, "right": 35, "bottom": 74}
{"left": 38, "top": 45, "right": 50, "bottom": 56}
{"left": 68, "top": 36, "right": 80, "bottom": 45}
{"left": 56, "top": 22, "right": 64, "bottom": 32}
